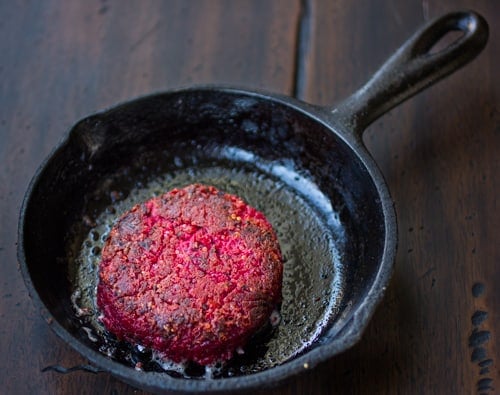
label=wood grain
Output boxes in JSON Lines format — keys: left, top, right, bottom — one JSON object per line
{"left": 0, "top": 1, "right": 300, "bottom": 394}
{"left": 1, "top": 0, "right": 498, "bottom": 394}
{"left": 300, "top": 0, "right": 500, "bottom": 394}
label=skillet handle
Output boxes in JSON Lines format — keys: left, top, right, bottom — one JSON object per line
{"left": 331, "top": 11, "right": 488, "bottom": 137}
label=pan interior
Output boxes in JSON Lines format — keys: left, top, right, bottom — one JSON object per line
{"left": 73, "top": 159, "right": 344, "bottom": 378}
{"left": 21, "top": 89, "right": 386, "bottom": 381}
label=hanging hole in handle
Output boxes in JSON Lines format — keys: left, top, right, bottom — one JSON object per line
{"left": 418, "top": 12, "right": 480, "bottom": 57}
{"left": 429, "top": 30, "right": 467, "bottom": 54}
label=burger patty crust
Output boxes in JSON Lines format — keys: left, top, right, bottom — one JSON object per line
{"left": 96, "top": 184, "right": 283, "bottom": 365}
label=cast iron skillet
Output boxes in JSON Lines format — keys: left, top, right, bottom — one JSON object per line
{"left": 19, "top": 11, "right": 488, "bottom": 394}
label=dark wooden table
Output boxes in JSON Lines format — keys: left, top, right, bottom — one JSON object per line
{"left": 1, "top": 1, "right": 498, "bottom": 394}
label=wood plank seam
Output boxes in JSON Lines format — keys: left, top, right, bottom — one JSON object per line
{"left": 292, "top": 0, "right": 312, "bottom": 100}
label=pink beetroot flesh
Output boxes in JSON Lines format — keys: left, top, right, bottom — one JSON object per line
{"left": 97, "top": 184, "right": 283, "bottom": 365}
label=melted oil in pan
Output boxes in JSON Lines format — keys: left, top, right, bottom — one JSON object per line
{"left": 72, "top": 163, "right": 346, "bottom": 379}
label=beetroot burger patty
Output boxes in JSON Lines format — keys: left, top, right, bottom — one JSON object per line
{"left": 97, "top": 184, "right": 283, "bottom": 365}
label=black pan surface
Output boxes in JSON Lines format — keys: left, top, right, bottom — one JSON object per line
{"left": 22, "top": 88, "right": 386, "bottom": 376}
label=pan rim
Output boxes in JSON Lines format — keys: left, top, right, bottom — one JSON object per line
{"left": 17, "top": 85, "right": 397, "bottom": 393}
